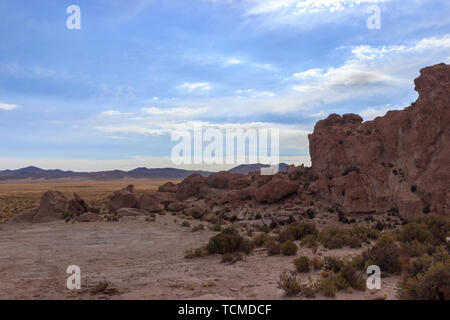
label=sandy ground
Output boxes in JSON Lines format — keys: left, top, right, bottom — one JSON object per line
{"left": 0, "top": 215, "right": 400, "bottom": 300}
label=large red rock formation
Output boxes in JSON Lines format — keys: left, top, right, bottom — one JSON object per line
{"left": 308, "top": 63, "right": 450, "bottom": 218}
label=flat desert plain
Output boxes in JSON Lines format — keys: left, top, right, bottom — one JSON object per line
{"left": 0, "top": 180, "right": 177, "bottom": 223}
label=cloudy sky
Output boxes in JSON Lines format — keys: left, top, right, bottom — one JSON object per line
{"left": 0, "top": 0, "right": 449, "bottom": 171}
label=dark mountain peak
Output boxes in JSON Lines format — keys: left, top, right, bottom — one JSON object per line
{"left": 16, "top": 166, "right": 46, "bottom": 173}
{"left": 228, "top": 163, "right": 290, "bottom": 174}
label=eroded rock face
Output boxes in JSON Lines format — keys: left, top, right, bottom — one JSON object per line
{"left": 158, "top": 182, "right": 178, "bottom": 193}
{"left": 252, "top": 175, "right": 299, "bottom": 203}
{"left": 206, "top": 171, "right": 251, "bottom": 190}
{"left": 109, "top": 185, "right": 138, "bottom": 212}
{"left": 308, "top": 63, "right": 450, "bottom": 218}
{"left": 67, "top": 193, "right": 90, "bottom": 215}
{"left": 176, "top": 174, "right": 208, "bottom": 201}
{"left": 33, "top": 191, "right": 69, "bottom": 222}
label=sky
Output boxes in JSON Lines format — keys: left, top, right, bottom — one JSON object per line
{"left": 0, "top": 0, "right": 449, "bottom": 171}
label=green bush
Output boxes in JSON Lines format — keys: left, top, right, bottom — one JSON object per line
{"left": 265, "top": 239, "right": 281, "bottom": 256}
{"left": 311, "top": 256, "right": 324, "bottom": 270}
{"left": 337, "top": 263, "right": 365, "bottom": 291}
{"left": 300, "top": 234, "right": 318, "bottom": 248}
{"left": 399, "top": 261, "right": 450, "bottom": 300}
{"left": 277, "top": 271, "right": 302, "bottom": 296}
{"left": 279, "top": 222, "right": 318, "bottom": 242}
{"left": 294, "top": 256, "right": 311, "bottom": 273}
{"left": 324, "top": 256, "right": 345, "bottom": 273}
{"left": 399, "top": 215, "right": 449, "bottom": 246}
{"left": 316, "top": 277, "right": 337, "bottom": 297}
{"left": 206, "top": 227, "right": 250, "bottom": 255}
{"left": 318, "top": 226, "right": 378, "bottom": 249}
{"left": 280, "top": 241, "right": 298, "bottom": 256}
{"left": 361, "top": 233, "right": 402, "bottom": 274}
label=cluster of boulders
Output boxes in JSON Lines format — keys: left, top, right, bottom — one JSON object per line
{"left": 7, "top": 191, "right": 98, "bottom": 224}
{"left": 6, "top": 63, "right": 449, "bottom": 225}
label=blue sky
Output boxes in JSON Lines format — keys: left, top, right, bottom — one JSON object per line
{"left": 0, "top": 0, "right": 449, "bottom": 171}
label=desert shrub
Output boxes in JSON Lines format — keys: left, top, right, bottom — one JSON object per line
{"left": 300, "top": 234, "right": 318, "bottom": 248}
{"left": 337, "top": 262, "right": 365, "bottom": 291}
{"left": 401, "top": 240, "right": 435, "bottom": 257}
{"left": 400, "top": 215, "right": 449, "bottom": 246}
{"left": 311, "top": 256, "right": 324, "bottom": 270}
{"left": 399, "top": 261, "right": 450, "bottom": 300}
{"left": 277, "top": 270, "right": 302, "bottom": 296}
{"left": 334, "top": 273, "right": 350, "bottom": 291}
{"left": 181, "top": 221, "right": 191, "bottom": 228}
{"left": 206, "top": 227, "right": 249, "bottom": 254}
{"left": 191, "top": 224, "right": 205, "bottom": 232}
{"left": 316, "top": 277, "right": 337, "bottom": 297}
{"left": 294, "top": 256, "right": 311, "bottom": 273}
{"left": 278, "top": 222, "right": 318, "bottom": 242}
{"left": 265, "top": 239, "right": 281, "bottom": 256}
{"left": 184, "top": 247, "right": 207, "bottom": 259}
{"left": 323, "top": 256, "right": 345, "bottom": 273}
{"left": 402, "top": 254, "right": 433, "bottom": 279}
{"left": 350, "top": 254, "right": 366, "bottom": 271}
{"left": 251, "top": 232, "right": 270, "bottom": 247}
{"left": 399, "top": 247, "right": 450, "bottom": 300}
{"left": 361, "top": 233, "right": 402, "bottom": 274}
{"left": 399, "top": 223, "right": 433, "bottom": 244}
{"left": 280, "top": 241, "right": 298, "bottom": 256}
{"left": 318, "top": 226, "right": 378, "bottom": 249}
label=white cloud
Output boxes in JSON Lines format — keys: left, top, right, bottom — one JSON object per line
{"left": 141, "top": 106, "right": 211, "bottom": 117}
{"left": 226, "top": 58, "right": 244, "bottom": 65}
{"left": 101, "top": 110, "right": 133, "bottom": 116}
{"left": 176, "top": 82, "right": 212, "bottom": 93}
{"left": 289, "top": 34, "right": 450, "bottom": 110}
{"left": 236, "top": 89, "right": 275, "bottom": 97}
{"left": 0, "top": 103, "right": 18, "bottom": 111}
{"left": 246, "top": 0, "right": 388, "bottom": 15}
{"left": 360, "top": 104, "right": 405, "bottom": 121}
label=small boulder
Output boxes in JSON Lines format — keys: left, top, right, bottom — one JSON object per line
{"left": 176, "top": 174, "right": 208, "bottom": 201}
{"left": 109, "top": 185, "right": 138, "bottom": 212}
{"left": 7, "top": 209, "right": 37, "bottom": 224}
{"left": 117, "top": 208, "right": 150, "bottom": 217}
{"left": 78, "top": 212, "right": 102, "bottom": 222}
{"left": 167, "top": 201, "right": 185, "bottom": 212}
{"left": 252, "top": 177, "right": 299, "bottom": 203}
{"left": 33, "top": 191, "right": 69, "bottom": 223}
{"left": 158, "top": 182, "right": 178, "bottom": 193}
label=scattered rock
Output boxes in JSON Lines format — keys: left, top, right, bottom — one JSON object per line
{"left": 117, "top": 208, "right": 150, "bottom": 217}
{"left": 109, "top": 185, "right": 138, "bottom": 212}
{"left": 7, "top": 209, "right": 37, "bottom": 224}
{"left": 33, "top": 191, "right": 69, "bottom": 223}
{"left": 78, "top": 212, "right": 101, "bottom": 222}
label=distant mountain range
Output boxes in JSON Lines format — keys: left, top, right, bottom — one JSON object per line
{"left": 0, "top": 164, "right": 289, "bottom": 182}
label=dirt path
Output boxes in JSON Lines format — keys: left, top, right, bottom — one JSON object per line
{"left": 0, "top": 216, "right": 400, "bottom": 300}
